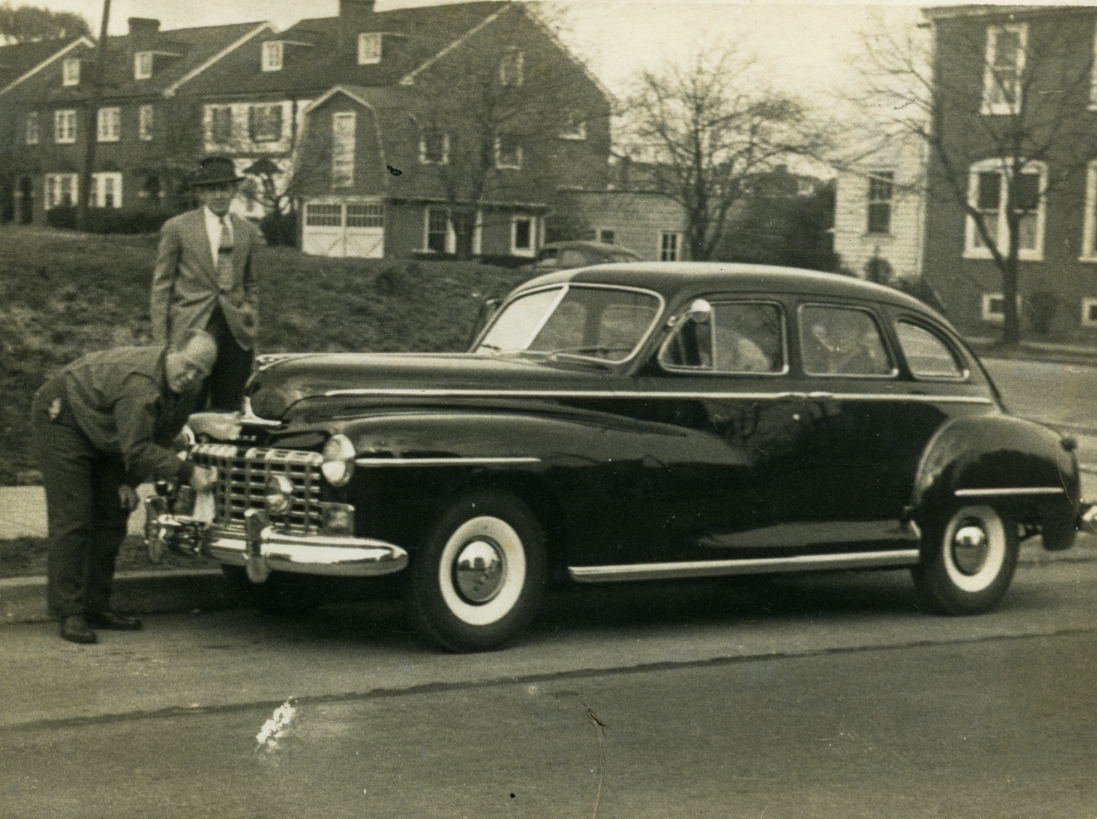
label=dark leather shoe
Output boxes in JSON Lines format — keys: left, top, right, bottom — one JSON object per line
{"left": 60, "top": 615, "right": 97, "bottom": 644}
{"left": 85, "top": 611, "right": 142, "bottom": 631}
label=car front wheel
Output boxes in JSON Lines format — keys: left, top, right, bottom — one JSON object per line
{"left": 912, "top": 504, "right": 1018, "bottom": 615}
{"left": 409, "top": 490, "right": 546, "bottom": 652}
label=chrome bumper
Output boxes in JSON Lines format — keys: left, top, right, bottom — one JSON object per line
{"left": 144, "top": 496, "right": 408, "bottom": 583}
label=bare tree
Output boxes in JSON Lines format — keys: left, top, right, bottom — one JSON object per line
{"left": 0, "top": 2, "right": 89, "bottom": 44}
{"left": 622, "top": 41, "right": 826, "bottom": 261}
{"left": 858, "top": 10, "right": 1097, "bottom": 345}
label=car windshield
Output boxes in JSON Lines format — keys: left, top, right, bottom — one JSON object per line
{"left": 476, "top": 285, "right": 662, "bottom": 362}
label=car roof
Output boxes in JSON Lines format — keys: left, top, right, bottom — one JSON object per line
{"left": 514, "top": 262, "right": 945, "bottom": 319}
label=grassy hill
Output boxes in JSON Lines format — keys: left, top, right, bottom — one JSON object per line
{"left": 0, "top": 225, "right": 529, "bottom": 485}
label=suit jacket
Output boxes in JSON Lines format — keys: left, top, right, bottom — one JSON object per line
{"left": 150, "top": 209, "right": 262, "bottom": 350}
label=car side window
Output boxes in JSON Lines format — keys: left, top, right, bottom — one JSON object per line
{"left": 896, "top": 321, "right": 965, "bottom": 379}
{"left": 800, "top": 305, "right": 893, "bottom": 376}
{"left": 711, "top": 302, "right": 782, "bottom": 373}
{"left": 559, "top": 249, "right": 588, "bottom": 268}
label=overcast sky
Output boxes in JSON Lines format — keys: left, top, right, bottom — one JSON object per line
{"left": 24, "top": 1, "right": 1085, "bottom": 103}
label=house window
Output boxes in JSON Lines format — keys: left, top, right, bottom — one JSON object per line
{"left": 982, "top": 23, "right": 1026, "bottom": 115}
{"left": 559, "top": 111, "right": 587, "bottom": 140}
{"left": 44, "top": 173, "right": 78, "bottom": 209}
{"left": 92, "top": 172, "right": 123, "bottom": 208}
{"left": 209, "top": 106, "right": 233, "bottom": 143}
{"left": 419, "top": 129, "right": 449, "bottom": 165}
{"left": 358, "top": 32, "right": 382, "bottom": 65}
{"left": 1082, "top": 298, "right": 1097, "bottom": 328}
{"left": 347, "top": 202, "right": 384, "bottom": 227}
{"left": 982, "top": 293, "right": 1006, "bottom": 324}
{"left": 425, "top": 206, "right": 454, "bottom": 253}
{"left": 139, "top": 104, "right": 155, "bottom": 141}
{"left": 598, "top": 229, "right": 615, "bottom": 244}
{"left": 866, "top": 170, "right": 894, "bottom": 234}
{"left": 964, "top": 159, "right": 1045, "bottom": 261}
{"left": 511, "top": 215, "right": 535, "bottom": 256}
{"left": 494, "top": 135, "right": 522, "bottom": 170}
{"left": 135, "top": 51, "right": 154, "bottom": 80}
{"left": 660, "top": 232, "right": 681, "bottom": 261}
{"left": 62, "top": 58, "right": 80, "bottom": 86}
{"left": 332, "top": 112, "right": 356, "bottom": 188}
{"left": 25, "top": 112, "right": 39, "bottom": 145}
{"left": 305, "top": 203, "right": 343, "bottom": 226}
{"left": 499, "top": 47, "right": 523, "bottom": 86}
{"left": 248, "top": 104, "right": 283, "bottom": 142}
{"left": 262, "top": 41, "right": 283, "bottom": 72}
{"left": 54, "top": 109, "right": 77, "bottom": 143}
{"left": 97, "top": 107, "right": 121, "bottom": 142}
{"left": 1080, "top": 160, "right": 1097, "bottom": 260}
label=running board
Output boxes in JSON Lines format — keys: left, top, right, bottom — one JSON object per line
{"left": 568, "top": 549, "right": 922, "bottom": 583}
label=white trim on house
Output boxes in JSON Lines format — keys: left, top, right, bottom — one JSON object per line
{"left": 1081, "top": 160, "right": 1097, "bottom": 261}
{"left": 981, "top": 22, "right": 1027, "bottom": 116}
{"left": 510, "top": 214, "right": 537, "bottom": 257}
{"left": 164, "top": 22, "right": 276, "bottom": 96}
{"left": 0, "top": 36, "right": 94, "bottom": 97}
{"left": 963, "top": 158, "right": 1046, "bottom": 262}
{"left": 1081, "top": 298, "right": 1097, "bottom": 328}
{"left": 399, "top": 8, "right": 508, "bottom": 85}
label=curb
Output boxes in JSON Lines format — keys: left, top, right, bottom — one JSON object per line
{"left": 0, "top": 544, "right": 1094, "bottom": 627}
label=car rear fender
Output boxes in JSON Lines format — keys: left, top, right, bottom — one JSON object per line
{"left": 911, "top": 414, "right": 1080, "bottom": 550}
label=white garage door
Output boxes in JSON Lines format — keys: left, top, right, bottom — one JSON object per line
{"left": 302, "top": 200, "right": 384, "bottom": 258}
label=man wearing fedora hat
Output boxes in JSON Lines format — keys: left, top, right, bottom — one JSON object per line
{"left": 150, "top": 155, "right": 263, "bottom": 411}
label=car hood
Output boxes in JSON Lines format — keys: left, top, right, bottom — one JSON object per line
{"left": 246, "top": 352, "right": 615, "bottom": 421}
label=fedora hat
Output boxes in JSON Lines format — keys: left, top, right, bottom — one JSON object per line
{"left": 191, "top": 155, "right": 244, "bottom": 188}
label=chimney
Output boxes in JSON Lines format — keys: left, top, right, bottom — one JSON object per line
{"left": 128, "top": 17, "right": 161, "bottom": 37}
{"left": 339, "top": 0, "right": 376, "bottom": 50}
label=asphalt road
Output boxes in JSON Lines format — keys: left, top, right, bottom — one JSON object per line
{"left": 2, "top": 554, "right": 1094, "bottom": 818}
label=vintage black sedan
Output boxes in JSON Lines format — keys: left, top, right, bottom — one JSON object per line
{"left": 146, "top": 263, "right": 1083, "bottom": 651}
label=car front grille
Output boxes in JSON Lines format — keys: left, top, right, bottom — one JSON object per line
{"left": 191, "top": 443, "right": 324, "bottom": 534}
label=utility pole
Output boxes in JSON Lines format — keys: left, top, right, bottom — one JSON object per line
{"left": 76, "top": 0, "right": 111, "bottom": 231}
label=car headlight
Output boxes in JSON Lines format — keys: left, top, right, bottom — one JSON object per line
{"left": 321, "top": 434, "right": 356, "bottom": 487}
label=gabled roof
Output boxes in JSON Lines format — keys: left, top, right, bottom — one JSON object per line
{"left": 0, "top": 36, "right": 92, "bottom": 96}
{"left": 188, "top": 2, "right": 503, "bottom": 97}
{"left": 921, "top": 4, "right": 1085, "bottom": 22}
{"left": 96, "top": 21, "right": 273, "bottom": 98}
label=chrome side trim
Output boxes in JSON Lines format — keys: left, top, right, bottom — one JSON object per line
{"left": 954, "top": 487, "right": 1065, "bottom": 497}
{"left": 355, "top": 456, "right": 542, "bottom": 467}
{"left": 568, "top": 549, "right": 921, "bottom": 583}
{"left": 325, "top": 387, "right": 994, "bottom": 405}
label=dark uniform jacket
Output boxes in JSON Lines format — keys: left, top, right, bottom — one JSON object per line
{"left": 46, "top": 346, "right": 200, "bottom": 487}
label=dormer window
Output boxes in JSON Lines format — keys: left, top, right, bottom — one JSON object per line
{"left": 135, "top": 51, "right": 154, "bottom": 80}
{"left": 499, "top": 47, "right": 523, "bottom": 87}
{"left": 558, "top": 111, "right": 587, "bottom": 140}
{"left": 419, "top": 129, "right": 450, "bottom": 165}
{"left": 358, "top": 32, "right": 381, "bottom": 65}
{"left": 262, "top": 41, "right": 284, "bottom": 72}
{"left": 62, "top": 58, "right": 80, "bottom": 86}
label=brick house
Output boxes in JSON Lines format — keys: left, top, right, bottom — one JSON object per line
{"left": 183, "top": 0, "right": 612, "bottom": 260}
{"left": 921, "top": 4, "right": 1097, "bottom": 342}
{"left": 832, "top": 129, "right": 927, "bottom": 283}
{"left": 0, "top": 17, "right": 272, "bottom": 225}
{"left": 0, "top": 35, "right": 93, "bottom": 221}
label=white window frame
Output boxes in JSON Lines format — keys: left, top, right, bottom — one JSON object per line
{"left": 332, "top": 111, "right": 356, "bottom": 189}
{"left": 866, "top": 169, "right": 894, "bottom": 235}
{"left": 963, "top": 158, "right": 1046, "bottom": 262}
{"left": 25, "top": 112, "right": 39, "bottom": 145}
{"left": 262, "top": 41, "right": 284, "bottom": 72}
{"left": 511, "top": 215, "right": 536, "bottom": 257}
{"left": 660, "top": 231, "right": 681, "bottom": 261}
{"left": 419, "top": 130, "right": 450, "bottom": 165}
{"left": 139, "top": 104, "right": 154, "bottom": 141}
{"left": 135, "top": 51, "right": 154, "bottom": 80}
{"left": 1080, "top": 159, "right": 1097, "bottom": 261}
{"left": 499, "top": 47, "right": 524, "bottom": 87}
{"left": 982, "top": 23, "right": 1026, "bottom": 116}
{"left": 92, "top": 172, "right": 123, "bottom": 208}
{"left": 981, "top": 292, "right": 1024, "bottom": 324}
{"left": 424, "top": 206, "right": 456, "bottom": 254}
{"left": 62, "top": 57, "right": 80, "bottom": 87}
{"left": 1081, "top": 298, "right": 1097, "bottom": 328}
{"left": 248, "top": 103, "right": 283, "bottom": 143}
{"left": 54, "top": 109, "right": 77, "bottom": 144}
{"left": 44, "top": 173, "right": 78, "bottom": 209}
{"left": 358, "top": 32, "right": 382, "bottom": 65}
{"left": 208, "top": 105, "right": 233, "bottom": 144}
{"left": 494, "top": 135, "right": 522, "bottom": 170}
{"left": 97, "top": 106, "right": 121, "bottom": 143}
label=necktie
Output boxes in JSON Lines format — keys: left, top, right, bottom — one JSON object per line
{"left": 217, "top": 216, "right": 234, "bottom": 291}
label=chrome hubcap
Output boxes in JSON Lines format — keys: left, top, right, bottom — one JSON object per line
{"left": 951, "top": 521, "right": 989, "bottom": 575}
{"left": 454, "top": 538, "right": 506, "bottom": 604}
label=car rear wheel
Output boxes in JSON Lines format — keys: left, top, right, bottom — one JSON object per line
{"left": 409, "top": 490, "right": 546, "bottom": 652}
{"left": 912, "top": 504, "right": 1018, "bottom": 615}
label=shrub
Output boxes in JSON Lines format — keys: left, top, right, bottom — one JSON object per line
{"left": 46, "top": 205, "right": 179, "bottom": 234}
{"left": 1027, "top": 291, "right": 1058, "bottom": 335}
{"left": 259, "top": 209, "right": 298, "bottom": 247}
